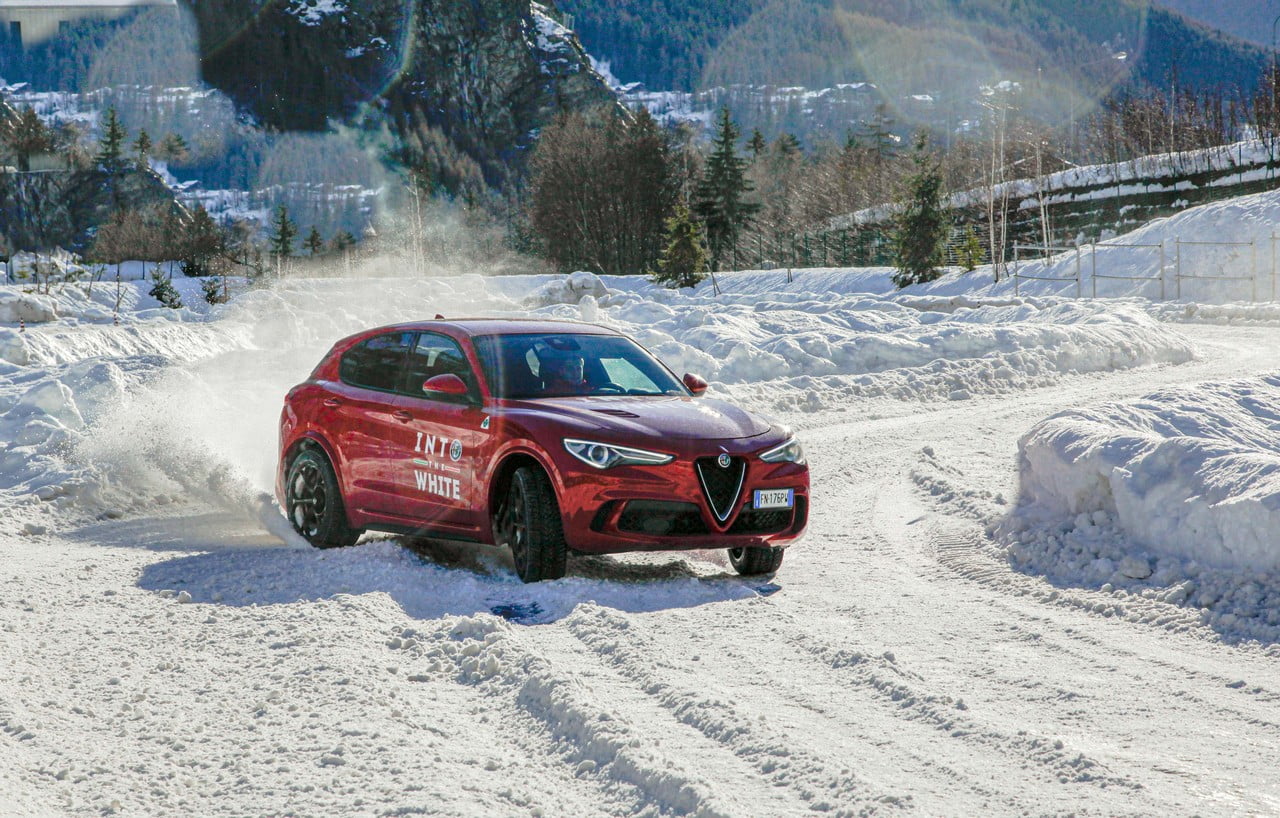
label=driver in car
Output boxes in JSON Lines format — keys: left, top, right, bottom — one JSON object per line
{"left": 540, "top": 349, "right": 589, "bottom": 396}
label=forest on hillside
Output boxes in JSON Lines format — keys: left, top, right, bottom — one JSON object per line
{"left": 558, "top": 0, "right": 1268, "bottom": 104}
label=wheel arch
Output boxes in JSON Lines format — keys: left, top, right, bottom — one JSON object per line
{"left": 487, "top": 447, "right": 561, "bottom": 524}
{"left": 283, "top": 433, "right": 344, "bottom": 489}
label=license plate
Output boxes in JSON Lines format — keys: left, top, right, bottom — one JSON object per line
{"left": 753, "top": 489, "right": 794, "bottom": 510}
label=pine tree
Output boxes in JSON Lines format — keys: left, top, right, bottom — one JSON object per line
{"left": 96, "top": 107, "right": 126, "bottom": 171}
{"left": 651, "top": 205, "right": 708, "bottom": 289}
{"left": 747, "top": 128, "right": 767, "bottom": 158}
{"left": 3, "top": 106, "right": 54, "bottom": 171}
{"left": 305, "top": 225, "right": 324, "bottom": 256}
{"left": 133, "top": 129, "right": 152, "bottom": 169}
{"left": 269, "top": 205, "right": 297, "bottom": 259}
{"left": 959, "top": 225, "right": 983, "bottom": 272}
{"left": 156, "top": 132, "right": 189, "bottom": 165}
{"left": 693, "top": 108, "right": 760, "bottom": 272}
{"left": 775, "top": 133, "right": 801, "bottom": 155}
{"left": 863, "top": 102, "right": 899, "bottom": 166}
{"left": 329, "top": 230, "right": 357, "bottom": 252}
{"left": 892, "top": 133, "right": 948, "bottom": 288}
{"left": 180, "top": 205, "right": 226, "bottom": 277}
{"left": 148, "top": 266, "right": 183, "bottom": 309}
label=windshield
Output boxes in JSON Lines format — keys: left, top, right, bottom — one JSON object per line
{"left": 473, "top": 333, "right": 687, "bottom": 399}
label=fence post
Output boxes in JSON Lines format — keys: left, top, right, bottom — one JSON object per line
{"left": 1253, "top": 240, "right": 1259, "bottom": 302}
{"left": 1013, "top": 247, "right": 1020, "bottom": 296}
{"left": 1091, "top": 244, "right": 1097, "bottom": 299}
{"left": 1176, "top": 239, "right": 1182, "bottom": 300}
{"left": 1159, "top": 242, "right": 1166, "bottom": 301}
{"left": 1075, "top": 245, "right": 1082, "bottom": 299}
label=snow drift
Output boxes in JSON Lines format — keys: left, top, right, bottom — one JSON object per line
{"left": 1, "top": 269, "right": 1197, "bottom": 542}
{"left": 1012, "top": 376, "right": 1280, "bottom": 573}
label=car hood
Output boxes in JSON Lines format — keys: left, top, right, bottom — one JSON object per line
{"left": 505, "top": 395, "right": 772, "bottom": 442}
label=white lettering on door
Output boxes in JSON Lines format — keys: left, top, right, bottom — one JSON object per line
{"left": 414, "top": 470, "right": 461, "bottom": 501}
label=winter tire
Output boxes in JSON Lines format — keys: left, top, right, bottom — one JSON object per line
{"left": 497, "top": 466, "right": 568, "bottom": 583}
{"left": 728, "top": 546, "right": 784, "bottom": 576}
{"left": 285, "top": 448, "right": 362, "bottom": 549}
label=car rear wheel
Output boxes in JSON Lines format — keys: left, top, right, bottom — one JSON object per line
{"left": 497, "top": 466, "right": 567, "bottom": 583}
{"left": 285, "top": 449, "right": 362, "bottom": 549}
{"left": 728, "top": 546, "right": 784, "bottom": 576}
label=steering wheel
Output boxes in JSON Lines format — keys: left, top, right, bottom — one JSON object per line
{"left": 593, "top": 382, "right": 626, "bottom": 395}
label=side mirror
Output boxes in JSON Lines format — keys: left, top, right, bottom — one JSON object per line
{"left": 682, "top": 373, "right": 708, "bottom": 395}
{"left": 423, "top": 373, "right": 469, "bottom": 397}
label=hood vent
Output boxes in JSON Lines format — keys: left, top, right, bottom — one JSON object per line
{"left": 592, "top": 408, "right": 641, "bottom": 418}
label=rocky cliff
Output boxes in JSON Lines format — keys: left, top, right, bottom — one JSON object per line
{"left": 0, "top": 168, "right": 183, "bottom": 255}
{"left": 188, "top": 0, "right": 619, "bottom": 186}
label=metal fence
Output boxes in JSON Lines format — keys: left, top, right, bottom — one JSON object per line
{"left": 1002, "top": 236, "right": 1280, "bottom": 303}
{"left": 1174, "top": 239, "right": 1258, "bottom": 301}
{"left": 1010, "top": 244, "right": 1082, "bottom": 298}
{"left": 1091, "top": 242, "right": 1166, "bottom": 300}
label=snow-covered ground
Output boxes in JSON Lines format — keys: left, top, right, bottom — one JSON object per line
{"left": 6, "top": 188, "right": 1280, "bottom": 814}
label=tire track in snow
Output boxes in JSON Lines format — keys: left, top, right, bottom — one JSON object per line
{"left": 402, "top": 615, "right": 810, "bottom": 818}
{"left": 930, "top": 526, "right": 1280, "bottom": 737}
{"left": 779, "top": 626, "right": 1139, "bottom": 792}
{"left": 560, "top": 604, "right": 974, "bottom": 816}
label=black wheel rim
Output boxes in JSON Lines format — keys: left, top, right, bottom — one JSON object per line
{"left": 728, "top": 547, "right": 745, "bottom": 565}
{"left": 288, "top": 461, "right": 327, "bottom": 538}
{"left": 503, "top": 479, "right": 530, "bottom": 574}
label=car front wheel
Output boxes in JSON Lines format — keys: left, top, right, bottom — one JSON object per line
{"left": 285, "top": 449, "right": 362, "bottom": 549}
{"left": 728, "top": 546, "right": 784, "bottom": 576}
{"left": 497, "top": 466, "right": 567, "bottom": 583}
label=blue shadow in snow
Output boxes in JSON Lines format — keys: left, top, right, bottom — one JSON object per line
{"left": 69, "top": 513, "right": 782, "bottom": 626}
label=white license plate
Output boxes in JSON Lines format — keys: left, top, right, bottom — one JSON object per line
{"left": 753, "top": 489, "right": 795, "bottom": 510}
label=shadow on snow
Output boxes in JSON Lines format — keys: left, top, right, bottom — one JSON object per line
{"left": 68, "top": 512, "right": 781, "bottom": 626}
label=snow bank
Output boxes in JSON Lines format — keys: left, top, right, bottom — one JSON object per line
{"left": 1012, "top": 376, "right": 1280, "bottom": 572}
{"left": 1002, "top": 376, "right": 1280, "bottom": 642}
{"left": 1013, "top": 187, "right": 1280, "bottom": 303}
{"left": 0, "top": 269, "right": 1198, "bottom": 541}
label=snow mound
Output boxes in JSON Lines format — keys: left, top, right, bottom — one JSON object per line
{"left": 0, "top": 292, "right": 57, "bottom": 324}
{"left": 525, "top": 271, "right": 610, "bottom": 306}
{"left": 999, "top": 375, "right": 1280, "bottom": 642}
{"left": 0, "top": 271, "right": 1198, "bottom": 540}
{"left": 1011, "top": 375, "right": 1280, "bottom": 571}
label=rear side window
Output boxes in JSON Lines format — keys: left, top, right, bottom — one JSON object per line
{"left": 339, "top": 332, "right": 412, "bottom": 392}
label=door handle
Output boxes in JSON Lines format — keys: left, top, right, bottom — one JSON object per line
{"left": 393, "top": 410, "right": 413, "bottom": 422}
{"left": 322, "top": 398, "right": 341, "bottom": 408}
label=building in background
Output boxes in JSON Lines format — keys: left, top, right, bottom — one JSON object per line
{"left": 0, "top": 0, "right": 174, "bottom": 48}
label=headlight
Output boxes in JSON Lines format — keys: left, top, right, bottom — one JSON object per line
{"left": 759, "top": 437, "right": 806, "bottom": 465}
{"left": 563, "top": 439, "right": 675, "bottom": 469}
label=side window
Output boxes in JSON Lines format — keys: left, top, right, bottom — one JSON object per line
{"left": 339, "top": 332, "right": 412, "bottom": 392}
{"left": 402, "top": 332, "right": 474, "bottom": 398}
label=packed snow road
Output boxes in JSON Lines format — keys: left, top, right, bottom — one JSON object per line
{"left": 3, "top": 273, "right": 1280, "bottom": 816}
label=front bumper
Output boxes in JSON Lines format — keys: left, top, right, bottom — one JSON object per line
{"left": 553, "top": 444, "right": 809, "bottom": 554}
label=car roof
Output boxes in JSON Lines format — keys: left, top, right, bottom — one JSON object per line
{"left": 374, "top": 318, "right": 621, "bottom": 337}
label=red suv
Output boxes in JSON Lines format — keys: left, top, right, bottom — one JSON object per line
{"left": 276, "top": 319, "right": 809, "bottom": 582}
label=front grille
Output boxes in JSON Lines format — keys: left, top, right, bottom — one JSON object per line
{"left": 695, "top": 456, "right": 745, "bottom": 523}
{"left": 618, "top": 501, "right": 708, "bottom": 536}
{"left": 729, "top": 507, "right": 794, "bottom": 535}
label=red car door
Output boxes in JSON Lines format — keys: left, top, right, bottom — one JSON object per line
{"left": 386, "top": 331, "right": 492, "bottom": 537}
{"left": 329, "top": 331, "right": 414, "bottom": 516}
